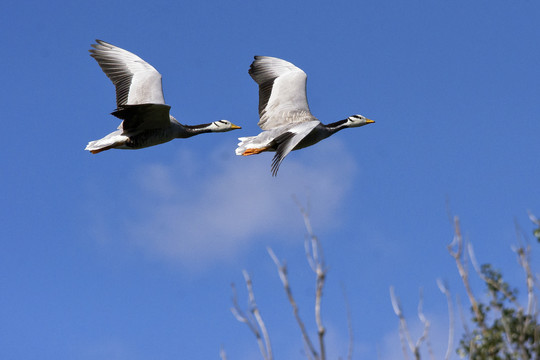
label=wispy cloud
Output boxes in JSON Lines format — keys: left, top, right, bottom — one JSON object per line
{"left": 121, "top": 140, "right": 359, "bottom": 269}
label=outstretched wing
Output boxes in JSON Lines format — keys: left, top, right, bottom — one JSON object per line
{"left": 89, "top": 40, "right": 166, "bottom": 106}
{"left": 112, "top": 104, "right": 171, "bottom": 131}
{"left": 249, "top": 56, "right": 317, "bottom": 131}
{"left": 270, "top": 121, "right": 320, "bottom": 176}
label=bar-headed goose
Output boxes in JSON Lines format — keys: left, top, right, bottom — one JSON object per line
{"left": 236, "top": 56, "right": 374, "bottom": 175}
{"left": 85, "top": 40, "right": 241, "bottom": 154}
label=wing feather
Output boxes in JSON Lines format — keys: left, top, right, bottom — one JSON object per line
{"left": 249, "top": 56, "right": 317, "bottom": 130}
{"left": 89, "top": 40, "right": 166, "bottom": 106}
{"left": 111, "top": 104, "right": 171, "bottom": 131}
{"left": 270, "top": 121, "right": 320, "bottom": 175}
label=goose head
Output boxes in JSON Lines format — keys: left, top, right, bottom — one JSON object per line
{"left": 208, "top": 120, "right": 242, "bottom": 132}
{"left": 345, "top": 114, "right": 375, "bottom": 128}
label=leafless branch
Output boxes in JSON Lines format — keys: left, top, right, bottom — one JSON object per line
{"left": 447, "top": 216, "right": 486, "bottom": 331}
{"left": 513, "top": 244, "right": 536, "bottom": 317}
{"left": 417, "top": 288, "right": 434, "bottom": 360}
{"left": 230, "top": 273, "right": 273, "bottom": 360}
{"left": 528, "top": 211, "right": 540, "bottom": 226}
{"left": 220, "top": 346, "right": 228, "bottom": 360}
{"left": 244, "top": 270, "right": 273, "bottom": 360}
{"left": 513, "top": 241, "right": 538, "bottom": 358}
{"left": 268, "top": 247, "right": 319, "bottom": 360}
{"left": 309, "top": 239, "right": 326, "bottom": 360}
{"left": 340, "top": 284, "right": 354, "bottom": 360}
{"left": 230, "top": 283, "right": 259, "bottom": 336}
{"left": 437, "top": 279, "right": 454, "bottom": 360}
{"left": 390, "top": 286, "right": 433, "bottom": 360}
{"left": 390, "top": 286, "right": 415, "bottom": 360}
{"left": 297, "top": 200, "right": 328, "bottom": 360}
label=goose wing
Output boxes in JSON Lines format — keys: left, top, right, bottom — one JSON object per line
{"left": 112, "top": 104, "right": 172, "bottom": 131}
{"left": 90, "top": 40, "right": 166, "bottom": 106}
{"left": 270, "top": 121, "right": 320, "bottom": 176}
{"left": 90, "top": 40, "right": 170, "bottom": 129}
{"left": 249, "top": 56, "right": 318, "bottom": 131}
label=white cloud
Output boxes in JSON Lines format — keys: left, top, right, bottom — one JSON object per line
{"left": 123, "top": 140, "right": 359, "bottom": 269}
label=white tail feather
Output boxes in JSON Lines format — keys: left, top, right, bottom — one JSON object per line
{"left": 236, "top": 136, "right": 259, "bottom": 155}
{"left": 85, "top": 130, "right": 128, "bottom": 153}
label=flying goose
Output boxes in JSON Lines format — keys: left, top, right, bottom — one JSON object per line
{"left": 236, "top": 56, "right": 374, "bottom": 175}
{"left": 85, "top": 40, "right": 241, "bottom": 154}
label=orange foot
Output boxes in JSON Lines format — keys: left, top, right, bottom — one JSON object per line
{"left": 242, "top": 147, "right": 267, "bottom": 156}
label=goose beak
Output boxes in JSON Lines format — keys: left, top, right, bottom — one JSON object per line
{"left": 231, "top": 123, "right": 242, "bottom": 130}
{"left": 366, "top": 119, "right": 375, "bottom": 124}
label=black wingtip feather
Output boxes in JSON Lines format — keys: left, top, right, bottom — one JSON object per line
{"left": 271, "top": 153, "right": 282, "bottom": 177}
{"left": 269, "top": 131, "right": 296, "bottom": 176}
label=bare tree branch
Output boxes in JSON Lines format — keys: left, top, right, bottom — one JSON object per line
{"left": 456, "top": 294, "right": 476, "bottom": 355}
{"left": 268, "top": 247, "right": 319, "bottom": 360}
{"left": 390, "top": 286, "right": 414, "bottom": 360}
{"left": 417, "top": 288, "right": 434, "bottom": 360}
{"left": 447, "top": 216, "right": 486, "bottom": 331}
{"left": 513, "top": 244, "right": 536, "bottom": 317}
{"left": 296, "top": 200, "right": 327, "bottom": 360}
{"left": 528, "top": 211, "right": 540, "bottom": 226}
{"left": 230, "top": 275, "right": 273, "bottom": 360}
{"left": 231, "top": 283, "right": 259, "bottom": 336}
{"left": 220, "top": 346, "right": 228, "bottom": 360}
{"left": 306, "top": 235, "right": 326, "bottom": 360}
{"left": 243, "top": 270, "right": 273, "bottom": 360}
{"left": 437, "top": 279, "right": 454, "bottom": 360}
{"left": 390, "top": 286, "right": 433, "bottom": 360}
{"left": 340, "top": 284, "right": 354, "bottom": 360}
{"left": 513, "top": 242, "right": 537, "bottom": 359}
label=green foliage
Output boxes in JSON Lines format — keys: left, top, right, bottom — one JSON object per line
{"left": 457, "top": 262, "right": 540, "bottom": 359}
{"left": 531, "top": 213, "right": 540, "bottom": 243}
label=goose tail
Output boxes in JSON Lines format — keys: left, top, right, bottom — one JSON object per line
{"left": 236, "top": 136, "right": 264, "bottom": 156}
{"left": 85, "top": 130, "right": 127, "bottom": 154}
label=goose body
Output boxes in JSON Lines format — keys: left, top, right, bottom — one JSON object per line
{"left": 236, "top": 56, "right": 374, "bottom": 175}
{"left": 85, "top": 40, "right": 240, "bottom": 154}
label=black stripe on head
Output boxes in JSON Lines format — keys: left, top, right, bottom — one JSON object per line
{"left": 188, "top": 123, "right": 213, "bottom": 129}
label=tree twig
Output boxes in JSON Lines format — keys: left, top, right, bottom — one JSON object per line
{"left": 296, "top": 200, "right": 327, "bottom": 360}
{"left": 340, "top": 284, "right": 354, "bottom": 360}
{"left": 244, "top": 270, "right": 273, "bottom": 360}
{"left": 268, "top": 247, "right": 319, "bottom": 359}
{"left": 447, "top": 216, "right": 486, "bottom": 331}
{"left": 513, "top": 242, "right": 537, "bottom": 359}
{"left": 437, "top": 279, "right": 454, "bottom": 360}
{"left": 219, "top": 346, "right": 228, "bottom": 360}
{"left": 417, "top": 288, "right": 434, "bottom": 360}
{"left": 390, "top": 286, "right": 415, "bottom": 360}
{"left": 230, "top": 274, "right": 273, "bottom": 360}
{"left": 390, "top": 286, "right": 433, "bottom": 360}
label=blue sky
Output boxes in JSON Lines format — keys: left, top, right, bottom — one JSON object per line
{"left": 1, "top": 0, "right": 539, "bottom": 359}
